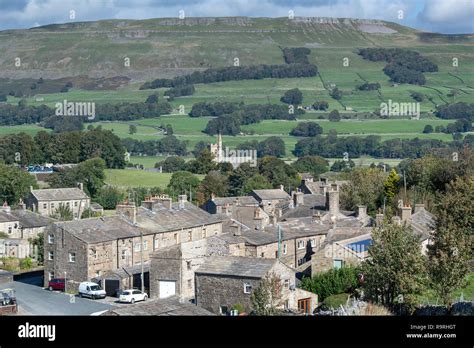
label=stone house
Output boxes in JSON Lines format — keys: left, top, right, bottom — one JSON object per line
{"left": 44, "top": 195, "right": 223, "bottom": 294}
{"left": 201, "top": 195, "right": 258, "bottom": 215}
{"left": 194, "top": 256, "right": 318, "bottom": 315}
{"left": 250, "top": 187, "right": 291, "bottom": 216}
{"left": 26, "top": 183, "right": 90, "bottom": 218}
{"left": 149, "top": 236, "right": 235, "bottom": 300}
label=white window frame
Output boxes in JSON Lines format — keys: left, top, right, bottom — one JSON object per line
{"left": 143, "top": 240, "right": 148, "bottom": 251}
{"left": 243, "top": 283, "right": 252, "bottom": 294}
{"left": 48, "top": 251, "right": 54, "bottom": 261}
{"left": 48, "top": 234, "right": 54, "bottom": 244}
{"left": 283, "top": 243, "right": 287, "bottom": 255}
{"left": 284, "top": 279, "right": 290, "bottom": 289}
{"left": 134, "top": 243, "right": 141, "bottom": 252}
{"left": 297, "top": 240, "right": 305, "bottom": 249}
{"left": 68, "top": 252, "right": 76, "bottom": 263}
{"left": 154, "top": 239, "right": 159, "bottom": 250}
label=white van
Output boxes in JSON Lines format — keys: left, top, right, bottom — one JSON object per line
{"left": 78, "top": 282, "right": 106, "bottom": 300}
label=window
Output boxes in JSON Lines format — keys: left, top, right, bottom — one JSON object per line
{"left": 220, "top": 306, "right": 228, "bottom": 315}
{"left": 188, "top": 231, "right": 192, "bottom": 241}
{"left": 91, "top": 249, "right": 97, "bottom": 258}
{"left": 260, "top": 252, "right": 265, "bottom": 258}
{"left": 43, "top": 203, "right": 47, "bottom": 209}
{"left": 74, "top": 201, "right": 78, "bottom": 207}
{"left": 121, "top": 250, "right": 127, "bottom": 260}
{"left": 134, "top": 243, "right": 141, "bottom": 252}
{"left": 284, "top": 300, "right": 289, "bottom": 310}
{"left": 243, "top": 283, "right": 252, "bottom": 294}
{"left": 95, "top": 271, "right": 101, "bottom": 277}
{"left": 284, "top": 279, "right": 290, "bottom": 289}
{"left": 310, "top": 239, "right": 316, "bottom": 248}
{"left": 297, "top": 257, "right": 306, "bottom": 266}
{"left": 186, "top": 261, "right": 192, "bottom": 270}
{"left": 66, "top": 202, "right": 70, "bottom": 207}
{"left": 51, "top": 203, "right": 55, "bottom": 209}
{"left": 8, "top": 226, "right": 12, "bottom": 234}
{"left": 201, "top": 228, "right": 206, "bottom": 239}
{"left": 48, "top": 234, "right": 54, "bottom": 244}
{"left": 154, "top": 239, "right": 159, "bottom": 250}
{"left": 48, "top": 272, "right": 54, "bottom": 281}
{"left": 143, "top": 241, "right": 148, "bottom": 251}
{"left": 48, "top": 251, "right": 54, "bottom": 261}
{"left": 68, "top": 252, "right": 76, "bottom": 263}
{"left": 333, "top": 259, "right": 343, "bottom": 269}
{"left": 297, "top": 240, "right": 305, "bottom": 249}
{"left": 187, "top": 279, "right": 192, "bottom": 289}
{"left": 174, "top": 233, "right": 179, "bottom": 244}
{"left": 283, "top": 243, "right": 287, "bottom": 255}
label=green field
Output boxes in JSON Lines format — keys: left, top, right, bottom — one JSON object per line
{"left": 105, "top": 169, "right": 204, "bottom": 188}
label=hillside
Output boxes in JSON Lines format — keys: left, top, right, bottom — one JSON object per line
{"left": 1, "top": 16, "right": 472, "bottom": 81}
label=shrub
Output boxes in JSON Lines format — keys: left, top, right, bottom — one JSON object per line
{"left": 20, "top": 257, "right": 33, "bottom": 270}
{"left": 322, "top": 293, "right": 350, "bottom": 310}
{"left": 300, "top": 266, "right": 360, "bottom": 301}
{"left": 231, "top": 303, "right": 246, "bottom": 314}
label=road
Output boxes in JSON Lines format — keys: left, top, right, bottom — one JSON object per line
{"left": 2, "top": 276, "right": 114, "bottom": 315}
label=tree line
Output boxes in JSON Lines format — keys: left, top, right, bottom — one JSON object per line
{"left": 358, "top": 48, "right": 438, "bottom": 85}
{"left": 140, "top": 63, "right": 318, "bottom": 89}
{"left": 0, "top": 127, "right": 126, "bottom": 168}
{"left": 294, "top": 134, "right": 465, "bottom": 159}
{"left": 121, "top": 135, "right": 188, "bottom": 156}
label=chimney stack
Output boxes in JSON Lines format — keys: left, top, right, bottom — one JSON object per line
{"left": 2, "top": 201, "right": 11, "bottom": 213}
{"left": 326, "top": 185, "right": 340, "bottom": 218}
{"left": 357, "top": 205, "right": 367, "bottom": 219}
{"left": 178, "top": 194, "right": 187, "bottom": 209}
{"left": 116, "top": 202, "right": 137, "bottom": 224}
{"left": 77, "top": 182, "right": 84, "bottom": 191}
{"left": 391, "top": 216, "right": 401, "bottom": 226}
{"left": 231, "top": 221, "right": 241, "bottom": 236}
{"left": 312, "top": 211, "right": 322, "bottom": 224}
{"left": 18, "top": 198, "right": 26, "bottom": 210}
{"left": 293, "top": 190, "right": 304, "bottom": 208}
{"left": 375, "top": 213, "right": 384, "bottom": 227}
{"left": 279, "top": 184, "right": 284, "bottom": 191}
{"left": 401, "top": 205, "right": 412, "bottom": 221}
{"left": 414, "top": 204, "right": 424, "bottom": 214}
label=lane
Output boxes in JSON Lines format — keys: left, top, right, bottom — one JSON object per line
{"left": 3, "top": 276, "right": 114, "bottom": 315}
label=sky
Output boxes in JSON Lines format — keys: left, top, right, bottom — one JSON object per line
{"left": 0, "top": 0, "right": 472, "bottom": 34}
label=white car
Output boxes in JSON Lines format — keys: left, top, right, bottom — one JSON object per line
{"left": 78, "top": 282, "right": 106, "bottom": 300}
{"left": 119, "top": 289, "right": 148, "bottom": 304}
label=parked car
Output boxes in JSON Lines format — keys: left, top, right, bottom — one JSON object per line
{"left": 48, "top": 278, "right": 65, "bottom": 291}
{"left": 78, "top": 282, "right": 106, "bottom": 300}
{"left": 119, "top": 289, "right": 148, "bottom": 304}
{"left": 0, "top": 288, "right": 16, "bottom": 306}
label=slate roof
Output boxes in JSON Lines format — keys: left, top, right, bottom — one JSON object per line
{"left": 10, "top": 209, "right": 53, "bottom": 228}
{"left": 135, "top": 202, "right": 222, "bottom": 233}
{"left": 252, "top": 189, "right": 290, "bottom": 201}
{"left": 409, "top": 207, "right": 436, "bottom": 241}
{"left": 211, "top": 196, "right": 258, "bottom": 207}
{"left": 54, "top": 215, "right": 144, "bottom": 244}
{"left": 30, "top": 188, "right": 89, "bottom": 201}
{"left": 0, "top": 211, "right": 17, "bottom": 223}
{"left": 55, "top": 202, "right": 222, "bottom": 244}
{"left": 196, "top": 256, "right": 277, "bottom": 278}
{"left": 102, "top": 296, "right": 214, "bottom": 316}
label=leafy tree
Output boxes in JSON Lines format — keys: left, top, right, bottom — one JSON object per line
{"left": 227, "top": 163, "right": 258, "bottom": 196}
{"left": 145, "top": 94, "right": 159, "bottom": 104}
{"left": 192, "top": 141, "right": 209, "bottom": 157}
{"left": 383, "top": 169, "right": 400, "bottom": 201}
{"left": 0, "top": 164, "right": 37, "bottom": 206}
{"left": 289, "top": 122, "right": 323, "bottom": 137}
{"left": 292, "top": 156, "right": 329, "bottom": 177}
{"left": 362, "top": 222, "right": 427, "bottom": 308}
{"left": 197, "top": 171, "right": 228, "bottom": 205}
{"left": 258, "top": 157, "right": 299, "bottom": 190}
{"left": 167, "top": 171, "right": 200, "bottom": 199}
{"left": 340, "top": 167, "right": 386, "bottom": 214}
{"left": 257, "top": 137, "right": 285, "bottom": 158}
{"left": 280, "top": 88, "right": 303, "bottom": 105}
{"left": 313, "top": 100, "right": 329, "bottom": 110}
{"left": 129, "top": 124, "right": 137, "bottom": 135}
{"left": 250, "top": 273, "right": 283, "bottom": 315}
{"left": 185, "top": 149, "right": 217, "bottom": 174}
{"left": 301, "top": 267, "right": 359, "bottom": 301}
{"left": 423, "top": 125, "right": 433, "bottom": 134}
{"left": 242, "top": 174, "right": 272, "bottom": 194}
{"left": 30, "top": 234, "right": 44, "bottom": 264}
{"left": 81, "top": 208, "right": 101, "bottom": 219}
{"left": 155, "top": 156, "right": 187, "bottom": 172}
{"left": 95, "top": 186, "right": 125, "bottom": 209}
{"left": 328, "top": 109, "right": 341, "bottom": 122}
{"left": 330, "top": 159, "right": 355, "bottom": 172}
{"left": 46, "top": 158, "right": 106, "bottom": 198}
{"left": 52, "top": 203, "right": 73, "bottom": 221}
{"left": 330, "top": 88, "right": 342, "bottom": 100}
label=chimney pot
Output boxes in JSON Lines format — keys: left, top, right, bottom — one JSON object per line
{"left": 401, "top": 205, "right": 412, "bottom": 221}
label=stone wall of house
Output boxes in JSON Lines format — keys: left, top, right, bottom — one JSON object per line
{"left": 0, "top": 221, "right": 20, "bottom": 239}
{"left": 311, "top": 243, "right": 361, "bottom": 276}
{"left": 195, "top": 274, "right": 260, "bottom": 314}
{"left": 43, "top": 225, "right": 89, "bottom": 288}
{"left": 29, "top": 197, "right": 90, "bottom": 218}
{"left": 150, "top": 245, "right": 182, "bottom": 299}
